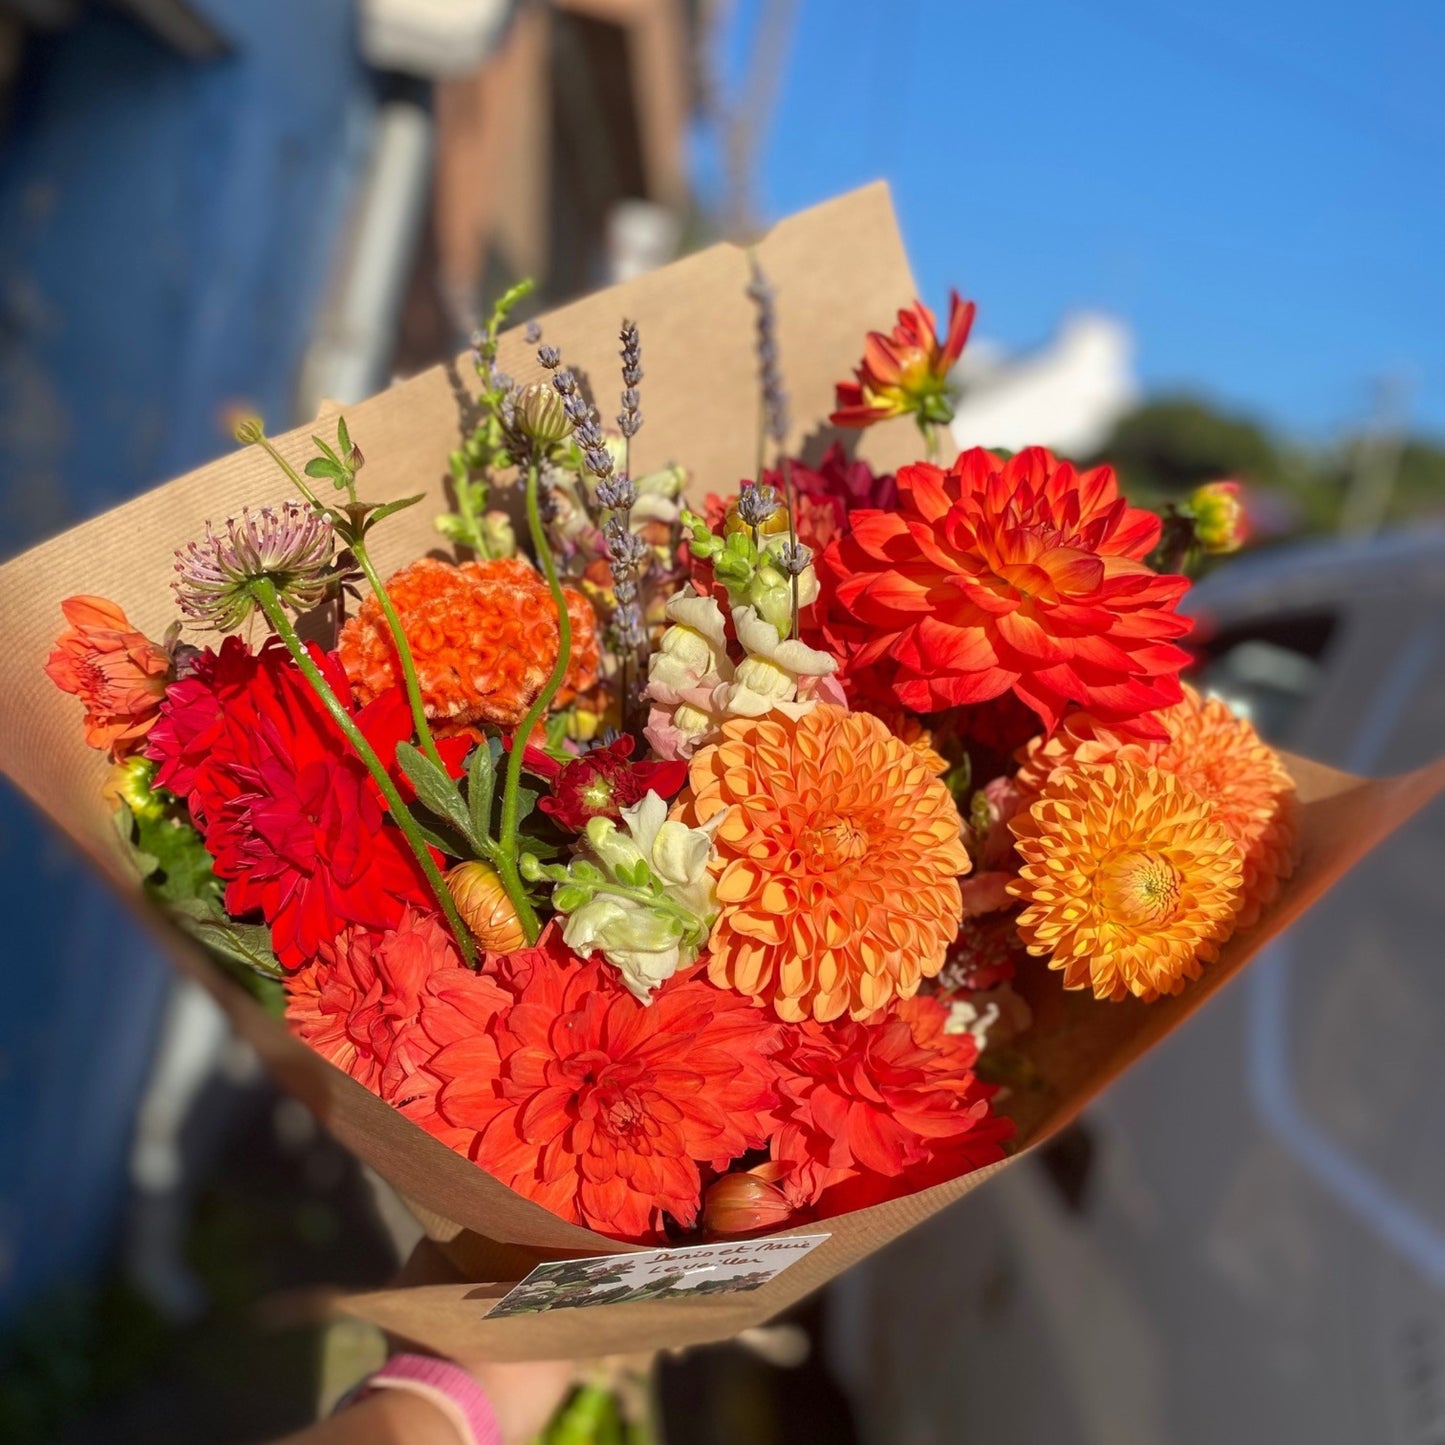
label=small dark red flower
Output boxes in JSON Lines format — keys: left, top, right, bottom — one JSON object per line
{"left": 523, "top": 735, "right": 688, "bottom": 832}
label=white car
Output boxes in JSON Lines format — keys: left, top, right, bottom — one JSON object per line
{"left": 830, "top": 526, "right": 1445, "bottom": 1445}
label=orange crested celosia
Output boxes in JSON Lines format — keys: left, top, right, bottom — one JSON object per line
{"left": 45, "top": 596, "right": 171, "bottom": 757}
{"left": 339, "top": 556, "right": 599, "bottom": 730}
{"left": 1016, "top": 685, "right": 1297, "bottom": 927}
{"left": 1008, "top": 760, "right": 1244, "bottom": 1002}
{"left": 677, "top": 705, "right": 971, "bottom": 1023}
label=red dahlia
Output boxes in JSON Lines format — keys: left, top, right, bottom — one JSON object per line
{"left": 770, "top": 995, "right": 1011, "bottom": 1216}
{"left": 818, "top": 447, "right": 1191, "bottom": 734}
{"left": 181, "top": 640, "right": 462, "bottom": 967}
{"left": 421, "top": 944, "right": 782, "bottom": 1242}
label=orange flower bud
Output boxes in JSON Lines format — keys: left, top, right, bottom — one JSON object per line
{"left": 446, "top": 861, "right": 526, "bottom": 952}
{"left": 702, "top": 1167, "right": 794, "bottom": 1238}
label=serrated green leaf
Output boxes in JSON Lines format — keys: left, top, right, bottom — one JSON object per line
{"left": 171, "top": 902, "right": 282, "bottom": 979}
{"left": 397, "top": 741, "right": 474, "bottom": 847}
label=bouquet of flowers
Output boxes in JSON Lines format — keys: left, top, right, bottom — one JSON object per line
{"left": 4, "top": 187, "right": 1440, "bottom": 1361}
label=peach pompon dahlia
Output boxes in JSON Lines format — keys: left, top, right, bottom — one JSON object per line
{"left": 818, "top": 447, "right": 1191, "bottom": 734}
{"left": 339, "top": 557, "right": 599, "bottom": 730}
{"left": 1016, "top": 685, "right": 1297, "bottom": 928}
{"left": 677, "top": 704, "right": 970, "bottom": 1023}
{"left": 1008, "top": 760, "right": 1243, "bottom": 1002}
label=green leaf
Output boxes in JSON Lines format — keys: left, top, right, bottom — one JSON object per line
{"left": 133, "top": 809, "right": 223, "bottom": 909}
{"left": 305, "top": 456, "right": 345, "bottom": 481}
{"left": 169, "top": 899, "right": 282, "bottom": 979}
{"left": 467, "top": 742, "right": 497, "bottom": 847}
{"left": 435, "top": 513, "right": 470, "bottom": 544}
{"left": 361, "top": 493, "right": 426, "bottom": 533}
{"left": 336, "top": 414, "right": 352, "bottom": 459}
{"left": 513, "top": 782, "right": 540, "bottom": 828}
{"left": 396, "top": 741, "right": 475, "bottom": 846}
{"left": 311, "top": 434, "right": 343, "bottom": 467}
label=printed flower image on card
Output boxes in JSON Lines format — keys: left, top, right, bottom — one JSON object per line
{"left": 486, "top": 1236, "right": 831, "bottom": 1318}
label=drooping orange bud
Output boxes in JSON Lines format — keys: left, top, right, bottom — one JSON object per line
{"left": 446, "top": 861, "right": 526, "bottom": 952}
{"left": 702, "top": 1166, "right": 794, "bottom": 1238}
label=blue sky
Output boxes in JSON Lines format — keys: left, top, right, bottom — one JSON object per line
{"left": 701, "top": 0, "right": 1445, "bottom": 441}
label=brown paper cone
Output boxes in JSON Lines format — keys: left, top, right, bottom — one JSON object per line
{"left": 2, "top": 183, "right": 1441, "bottom": 1361}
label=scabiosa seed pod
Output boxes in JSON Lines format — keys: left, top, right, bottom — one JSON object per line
{"left": 173, "top": 501, "right": 334, "bottom": 631}
{"left": 446, "top": 861, "right": 527, "bottom": 952}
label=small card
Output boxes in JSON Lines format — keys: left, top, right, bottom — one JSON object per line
{"left": 486, "top": 1234, "right": 831, "bottom": 1317}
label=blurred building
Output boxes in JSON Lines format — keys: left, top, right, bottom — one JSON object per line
{"left": 951, "top": 312, "right": 1139, "bottom": 459}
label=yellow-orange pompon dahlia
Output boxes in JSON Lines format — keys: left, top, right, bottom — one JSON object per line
{"left": 1015, "top": 685, "right": 1297, "bottom": 928}
{"left": 676, "top": 705, "right": 970, "bottom": 1023}
{"left": 339, "top": 557, "right": 599, "bottom": 730}
{"left": 1008, "top": 761, "right": 1243, "bottom": 1002}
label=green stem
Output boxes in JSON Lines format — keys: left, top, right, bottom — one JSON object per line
{"left": 781, "top": 453, "right": 800, "bottom": 640}
{"left": 923, "top": 421, "right": 941, "bottom": 463}
{"left": 349, "top": 536, "right": 448, "bottom": 774}
{"left": 254, "top": 435, "right": 324, "bottom": 511}
{"left": 249, "top": 579, "right": 477, "bottom": 968}
{"left": 496, "top": 459, "right": 572, "bottom": 944}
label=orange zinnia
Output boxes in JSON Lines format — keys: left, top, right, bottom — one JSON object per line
{"left": 339, "top": 557, "right": 599, "bottom": 730}
{"left": 678, "top": 705, "right": 971, "bottom": 1023}
{"left": 1008, "top": 761, "right": 1243, "bottom": 1001}
{"left": 45, "top": 595, "right": 171, "bottom": 757}
{"left": 1016, "top": 685, "right": 1297, "bottom": 927}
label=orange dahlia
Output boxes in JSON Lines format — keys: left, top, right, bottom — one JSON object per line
{"left": 677, "top": 705, "right": 970, "bottom": 1023}
{"left": 1008, "top": 761, "right": 1243, "bottom": 1001}
{"left": 1016, "top": 685, "right": 1297, "bottom": 927}
{"left": 339, "top": 557, "right": 599, "bottom": 730}
{"left": 817, "top": 447, "right": 1191, "bottom": 733}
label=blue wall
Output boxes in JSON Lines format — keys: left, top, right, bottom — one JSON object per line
{"left": 0, "top": 0, "right": 371, "bottom": 1322}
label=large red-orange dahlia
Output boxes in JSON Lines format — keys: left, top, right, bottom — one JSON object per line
{"left": 770, "top": 995, "right": 1011, "bottom": 1216}
{"left": 817, "top": 447, "right": 1192, "bottom": 734}
{"left": 421, "top": 950, "right": 782, "bottom": 1242}
{"left": 339, "top": 557, "right": 599, "bottom": 730}
{"left": 678, "top": 705, "right": 970, "bottom": 1023}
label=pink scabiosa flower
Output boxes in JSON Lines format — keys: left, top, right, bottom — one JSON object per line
{"left": 172, "top": 501, "right": 335, "bottom": 631}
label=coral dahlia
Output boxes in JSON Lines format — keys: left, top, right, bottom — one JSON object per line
{"left": 817, "top": 447, "right": 1192, "bottom": 733}
{"left": 423, "top": 953, "right": 782, "bottom": 1242}
{"left": 1015, "top": 685, "right": 1297, "bottom": 927}
{"left": 339, "top": 557, "right": 599, "bottom": 730}
{"left": 1008, "top": 761, "right": 1244, "bottom": 1001}
{"left": 678, "top": 705, "right": 971, "bottom": 1023}
{"left": 46, "top": 596, "right": 171, "bottom": 758}
{"left": 770, "top": 995, "right": 1011, "bottom": 1216}
{"left": 830, "top": 291, "right": 975, "bottom": 430}
{"left": 285, "top": 908, "right": 509, "bottom": 1102}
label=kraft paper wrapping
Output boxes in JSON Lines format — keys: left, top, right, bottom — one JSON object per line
{"left": 1, "top": 184, "right": 1441, "bottom": 1362}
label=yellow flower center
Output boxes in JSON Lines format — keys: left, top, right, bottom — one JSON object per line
{"left": 1095, "top": 849, "right": 1182, "bottom": 926}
